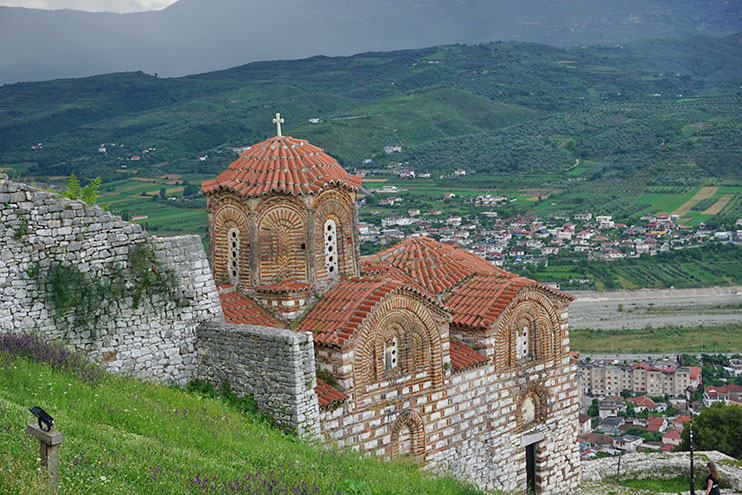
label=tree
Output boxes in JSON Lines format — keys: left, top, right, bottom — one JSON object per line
{"left": 588, "top": 398, "right": 599, "bottom": 417}
{"left": 677, "top": 403, "right": 742, "bottom": 458}
{"left": 62, "top": 174, "right": 101, "bottom": 205}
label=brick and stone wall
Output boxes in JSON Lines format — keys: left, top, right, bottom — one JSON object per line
{"left": 317, "top": 293, "right": 580, "bottom": 494}
{"left": 196, "top": 322, "right": 320, "bottom": 437}
{"left": 0, "top": 175, "right": 222, "bottom": 384}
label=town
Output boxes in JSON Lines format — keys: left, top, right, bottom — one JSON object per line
{"left": 574, "top": 353, "right": 742, "bottom": 459}
{"left": 356, "top": 169, "right": 742, "bottom": 290}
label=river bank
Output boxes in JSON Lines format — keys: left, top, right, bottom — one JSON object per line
{"left": 566, "top": 286, "right": 742, "bottom": 330}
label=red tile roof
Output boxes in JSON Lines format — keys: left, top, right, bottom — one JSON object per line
{"left": 647, "top": 417, "right": 666, "bottom": 432}
{"left": 673, "top": 415, "right": 691, "bottom": 425}
{"left": 445, "top": 274, "right": 572, "bottom": 329}
{"left": 315, "top": 377, "right": 348, "bottom": 409}
{"left": 369, "top": 236, "right": 513, "bottom": 294}
{"left": 366, "top": 236, "right": 572, "bottom": 330}
{"left": 299, "top": 273, "right": 445, "bottom": 347}
{"left": 255, "top": 281, "right": 312, "bottom": 294}
{"left": 662, "top": 429, "right": 682, "bottom": 440}
{"left": 449, "top": 340, "right": 489, "bottom": 371}
{"left": 201, "top": 136, "right": 361, "bottom": 197}
{"left": 217, "top": 284, "right": 234, "bottom": 294}
{"left": 633, "top": 362, "right": 662, "bottom": 372}
{"left": 705, "top": 385, "right": 728, "bottom": 397}
{"left": 628, "top": 396, "right": 659, "bottom": 409}
{"left": 684, "top": 366, "right": 701, "bottom": 380}
{"left": 219, "top": 291, "right": 281, "bottom": 328}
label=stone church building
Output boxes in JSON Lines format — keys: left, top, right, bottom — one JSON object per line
{"left": 200, "top": 118, "right": 580, "bottom": 493}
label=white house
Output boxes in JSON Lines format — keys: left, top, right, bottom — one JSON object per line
{"left": 613, "top": 435, "right": 643, "bottom": 452}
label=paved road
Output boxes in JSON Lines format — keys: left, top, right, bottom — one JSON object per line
{"left": 567, "top": 286, "right": 742, "bottom": 330}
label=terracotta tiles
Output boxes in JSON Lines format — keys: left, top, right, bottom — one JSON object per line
{"left": 315, "top": 377, "right": 349, "bottom": 409}
{"left": 449, "top": 339, "right": 489, "bottom": 371}
{"left": 369, "top": 236, "right": 514, "bottom": 294}
{"left": 444, "top": 274, "right": 572, "bottom": 329}
{"left": 219, "top": 291, "right": 281, "bottom": 328}
{"left": 201, "top": 136, "right": 361, "bottom": 198}
{"left": 299, "top": 272, "right": 443, "bottom": 347}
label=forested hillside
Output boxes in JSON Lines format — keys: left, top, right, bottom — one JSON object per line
{"left": 1, "top": 34, "right": 740, "bottom": 185}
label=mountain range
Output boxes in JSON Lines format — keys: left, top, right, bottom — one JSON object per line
{"left": 1, "top": 0, "right": 741, "bottom": 84}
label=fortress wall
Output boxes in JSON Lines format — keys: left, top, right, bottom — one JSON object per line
{"left": 196, "top": 322, "right": 320, "bottom": 437}
{"left": 0, "top": 175, "right": 222, "bottom": 385}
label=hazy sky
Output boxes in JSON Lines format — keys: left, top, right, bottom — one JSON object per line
{"left": 0, "top": 0, "right": 177, "bottom": 12}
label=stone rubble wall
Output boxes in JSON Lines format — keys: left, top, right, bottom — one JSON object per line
{"left": 196, "top": 322, "right": 321, "bottom": 437}
{"left": 582, "top": 450, "right": 742, "bottom": 494}
{"left": 0, "top": 176, "right": 222, "bottom": 385}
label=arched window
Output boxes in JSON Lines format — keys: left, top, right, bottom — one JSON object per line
{"left": 384, "top": 336, "right": 399, "bottom": 370}
{"left": 522, "top": 396, "right": 536, "bottom": 424}
{"left": 228, "top": 227, "right": 240, "bottom": 284}
{"left": 324, "top": 219, "right": 338, "bottom": 276}
{"left": 517, "top": 321, "right": 530, "bottom": 360}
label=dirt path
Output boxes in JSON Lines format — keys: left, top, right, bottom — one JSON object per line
{"left": 702, "top": 193, "right": 734, "bottom": 214}
{"left": 672, "top": 185, "right": 718, "bottom": 216}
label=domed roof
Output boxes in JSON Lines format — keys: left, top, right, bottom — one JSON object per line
{"left": 201, "top": 135, "right": 361, "bottom": 197}
{"left": 369, "top": 236, "right": 514, "bottom": 294}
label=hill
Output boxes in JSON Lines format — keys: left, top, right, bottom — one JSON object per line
{"left": 1, "top": 0, "right": 741, "bottom": 84}
{"left": 0, "top": 333, "right": 480, "bottom": 495}
{"left": 1, "top": 34, "right": 740, "bottom": 181}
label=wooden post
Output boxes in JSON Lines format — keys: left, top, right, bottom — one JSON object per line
{"left": 27, "top": 424, "right": 63, "bottom": 495}
{"left": 689, "top": 414, "right": 695, "bottom": 495}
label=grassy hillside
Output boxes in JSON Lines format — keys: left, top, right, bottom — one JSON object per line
{"left": 0, "top": 34, "right": 739, "bottom": 182}
{"left": 0, "top": 333, "right": 483, "bottom": 495}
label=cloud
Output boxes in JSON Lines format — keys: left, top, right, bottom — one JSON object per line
{"left": 0, "top": 0, "right": 177, "bottom": 13}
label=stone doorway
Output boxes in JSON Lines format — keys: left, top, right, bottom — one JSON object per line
{"left": 526, "top": 441, "right": 537, "bottom": 494}
{"left": 521, "top": 431, "right": 543, "bottom": 494}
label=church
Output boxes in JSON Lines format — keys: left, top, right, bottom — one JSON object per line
{"left": 200, "top": 115, "right": 580, "bottom": 494}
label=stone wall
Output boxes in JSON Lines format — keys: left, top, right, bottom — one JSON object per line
{"left": 320, "top": 357, "right": 580, "bottom": 494}
{"left": 582, "top": 450, "right": 742, "bottom": 494}
{"left": 317, "top": 298, "right": 580, "bottom": 494}
{"left": 0, "top": 175, "right": 222, "bottom": 384}
{"left": 196, "top": 322, "right": 320, "bottom": 437}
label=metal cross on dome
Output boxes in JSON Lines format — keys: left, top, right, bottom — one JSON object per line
{"left": 273, "top": 113, "right": 284, "bottom": 137}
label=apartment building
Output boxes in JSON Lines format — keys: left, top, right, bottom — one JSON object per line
{"left": 579, "top": 362, "right": 701, "bottom": 397}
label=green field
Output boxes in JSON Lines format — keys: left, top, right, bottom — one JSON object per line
{"left": 524, "top": 246, "right": 742, "bottom": 291}
{"left": 98, "top": 178, "right": 207, "bottom": 237}
{"left": 571, "top": 323, "right": 742, "bottom": 354}
{"left": 0, "top": 335, "right": 482, "bottom": 495}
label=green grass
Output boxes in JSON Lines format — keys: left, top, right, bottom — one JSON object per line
{"left": 0, "top": 350, "right": 483, "bottom": 495}
{"left": 618, "top": 475, "right": 691, "bottom": 493}
{"left": 629, "top": 186, "right": 702, "bottom": 218}
{"left": 571, "top": 323, "right": 742, "bottom": 354}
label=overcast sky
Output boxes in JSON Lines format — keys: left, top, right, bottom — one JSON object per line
{"left": 0, "top": 0, "right": 177, "bottom": 12}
